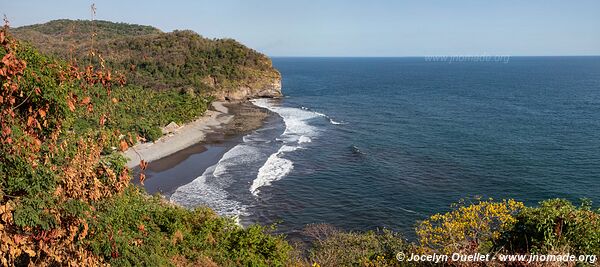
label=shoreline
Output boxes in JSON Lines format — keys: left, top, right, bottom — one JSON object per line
{"left": 124, "top": 101, "right": 234, "bottom": 169}
{"left": 125, "top": 100, "right": 274, "bottom": 195}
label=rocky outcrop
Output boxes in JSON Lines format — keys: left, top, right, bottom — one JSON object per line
{"left": 211, "top": 74, "right": 283, "bottom": 101}
{"left": 13, "top": 20, "right": 284, "bottom": 100}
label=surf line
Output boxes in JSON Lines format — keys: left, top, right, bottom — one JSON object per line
{"left": 250, "top": 98, "right": 319, "bottom": 196}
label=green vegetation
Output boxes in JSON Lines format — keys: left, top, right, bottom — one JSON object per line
{"left": 90, "top": 188, "right": 291, "bottom": 266}
{"left": 414, "top": 198, "right": 600, "bottom": 257}
{"left": 0, "top": 26, "right": 289, "bottom": 266}
{"left": 300, "top": 199, "right": 600, "bottom": 266}
{"left": 13, "top": 19, "right": 280, "bottom": 94}
{"left": 2, "top": 22, "right": 599, "bottom": 266}
{"left": 12, "top": 19, "right": 281, "bottom": 141}
{"left": 503, "top": 198, "right": 600, "bottom": 255}
{"left": 300, "top": 224, "right": 408, "bottom": 266}
{"left": 11, "top": 19, "right": 160, "bottom": 43}
{"left": 72, "top": 85, "right": 212, "bottom": 142}
{"left": 415, "top": 199, "right": 524, "bottom": 255}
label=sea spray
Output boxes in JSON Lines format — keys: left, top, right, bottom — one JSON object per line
{"left": 302, "top": 106, "right": 347, "bottom": 125}
{"left": 249, "top": 99, "right": 320, "bottom": 195}
{"left": 250, "top": 145, "right": 297, "bottom": 196}
{"left": 170, "top": 110, "right": 285, "bottom": 222}
{"left": 170, "top": 163, "right": 248, "bottom": 217}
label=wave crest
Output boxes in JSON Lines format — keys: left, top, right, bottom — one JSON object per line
{"left": 250, "top": 99, "right": 320, "bottom": 195}
{"left": 302, "top": 106, "right": 346, "bottom": 125}
{"left": 250, "top": 145, "right": 297, "bottom": 196}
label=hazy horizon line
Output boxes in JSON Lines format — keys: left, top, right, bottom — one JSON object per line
{"left": 268, "top": 55, "right": 600, "bottom": 58}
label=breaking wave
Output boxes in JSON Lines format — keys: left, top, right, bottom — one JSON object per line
{"left": 170, "top": 144, "right": 263, "bottom": 217}
{"left": 250, "top": 99, "right": 320, "bottom": 196}
{"left": 302, "top": 106, "right": 347, "bottom": 125}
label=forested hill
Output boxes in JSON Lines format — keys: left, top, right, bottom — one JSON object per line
{"left": 13, "top": 19, "right": 282, "bottom": 100}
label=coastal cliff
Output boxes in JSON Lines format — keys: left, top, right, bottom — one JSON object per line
{"left": 12, "top": 19, "right": 282, "bottom": 100}
{"left": 212, "top": 74, "right": 282, "bottom": 100}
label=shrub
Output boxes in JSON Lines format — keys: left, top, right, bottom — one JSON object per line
{"left": 13, "top": 20, "right": 279, "bottom": 93}
{"left": 502, "top": 198, "right": 600, "bottom": 255}
{"left": 88, "top": 188, "right": 293, "bottom": 266}
{"left": 303, "top": 224, "right": 409, "bottom": 267}
{"left": 1, "top": 21, "right": 295, "bottom": 267}
{"left": 415, "top": 198, "right": 524, "bottom": 255}
{"left": 72, "top": 85, "right": 211, "bottom": 146}
{"left": 131, "top": 123, "right": 162, "bottom": 142}
{"left": 1, "top": 25, "right": 129, "bottom": 265}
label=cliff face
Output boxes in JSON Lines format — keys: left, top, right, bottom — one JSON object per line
{"left": 211, "top": 72, "right": 283, "bottom": 101}
{"left": 12, "top": 19, "right": 282, "bottom": 100}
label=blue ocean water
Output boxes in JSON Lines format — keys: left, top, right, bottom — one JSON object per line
{"left": 173, "top": 57, "right": 600, "bottom": 237}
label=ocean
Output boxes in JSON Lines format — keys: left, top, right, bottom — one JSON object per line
{"left": 170, "top": 57, "right": 600, "bottom": 238}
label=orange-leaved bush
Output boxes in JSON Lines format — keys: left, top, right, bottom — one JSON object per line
{"left": 0, "top": 22, "right": 129, "bottom": 266}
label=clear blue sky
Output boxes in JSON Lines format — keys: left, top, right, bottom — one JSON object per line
{"left": 2, "top": 0, "right": 599, "bottom": 56}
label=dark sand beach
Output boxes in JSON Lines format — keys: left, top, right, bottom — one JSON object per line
{"left": 131, "top": 101, "right": 274, "bottom": 196}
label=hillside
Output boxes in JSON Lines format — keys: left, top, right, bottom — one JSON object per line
{"left": 12, "top": 19, "right": 282, "bottom": 100}
{"left": 2, "top": 23, "right": 600, "bottom": 266}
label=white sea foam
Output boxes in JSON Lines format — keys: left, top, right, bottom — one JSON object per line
{"left": 398, "top": 207, "right": 420, "bottom": 215}
{"left": 300, "top": 105, "right": 346, "bottom": 125}
{"left": 250, "top": 99, "right": 320, "bottom": 195}
{"left": 314, "top": 111, "right": 327, "bottom": 117}
{"left": 320, "top": 114, "right": 346, "bottom": 125}
{"left": 329, "top": 119, "right": 344, "bottom": 125}
{"left": 170, "top": 144, "right": 261, "bottom": 217}
{"left": 252, "top": 99, "right": 320, "bottom": 141}
{"left": 170, "top": 164, "right": 247, "bottom": 217}
{"left": 250, "top": 145, "right": 297, "bottom": 196}
{"left": 298, "top": 136, "right": 312, "bottom": 143}
{"left": 213, "top": 144, "right": 261, "bottom": 179}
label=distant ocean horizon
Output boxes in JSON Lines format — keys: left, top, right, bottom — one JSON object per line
{"left": 171, "top": 56, "right": 600, "bottom": 237}
{"left": 269, "top": 55, "right": 600, "bottom": 59}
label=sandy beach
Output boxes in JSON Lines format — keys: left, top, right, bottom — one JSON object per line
{"left": 124, "top": 101, "right": 233, "bottom": 168}
{"left": 124, "top": 101, "right": 271, "bottom": 169}
{"left": 124, "top": 100, "right": 274, "bottom": 196}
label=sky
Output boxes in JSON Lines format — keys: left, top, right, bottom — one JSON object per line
{"left": 1, "top": 0, "right": 599, "bottom": 57}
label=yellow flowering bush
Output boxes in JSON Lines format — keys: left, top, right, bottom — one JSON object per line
{"left": 416, "top": 199, "right": 524, "bottom": 255}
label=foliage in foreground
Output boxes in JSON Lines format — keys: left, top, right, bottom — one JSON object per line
{"left": 504, "top": 198, "right": 600, "bottom": 256}
{"left": 0, "top": 23, "right": 130, "bottom": 265}
{"left": 305, "top": 199, "right": 599, "bottom": 266}
{"left": 90, "top": 188, "right": 291, "bottom": 266}
{"left": 415, "top": 199, "right": 524, "bottom": 255}
{"left": 2, "top": 22, "right": 599, "bottom": 267}
{"left": 300, "top": 224, "right": 409, "bottom": 267}
{"left": 0, "top": 25, "right": 290, "bottom": 266}
{"left": 414, "top": 198, "right": 600, "bottom": 258}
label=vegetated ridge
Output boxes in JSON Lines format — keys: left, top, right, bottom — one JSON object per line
{"left": 13, "top": 19, "right": 282, "bottom": 101}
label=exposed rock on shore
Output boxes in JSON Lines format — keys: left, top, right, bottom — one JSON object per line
{"left": 213, "top": 77, "right": 283, "bottom": 101}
